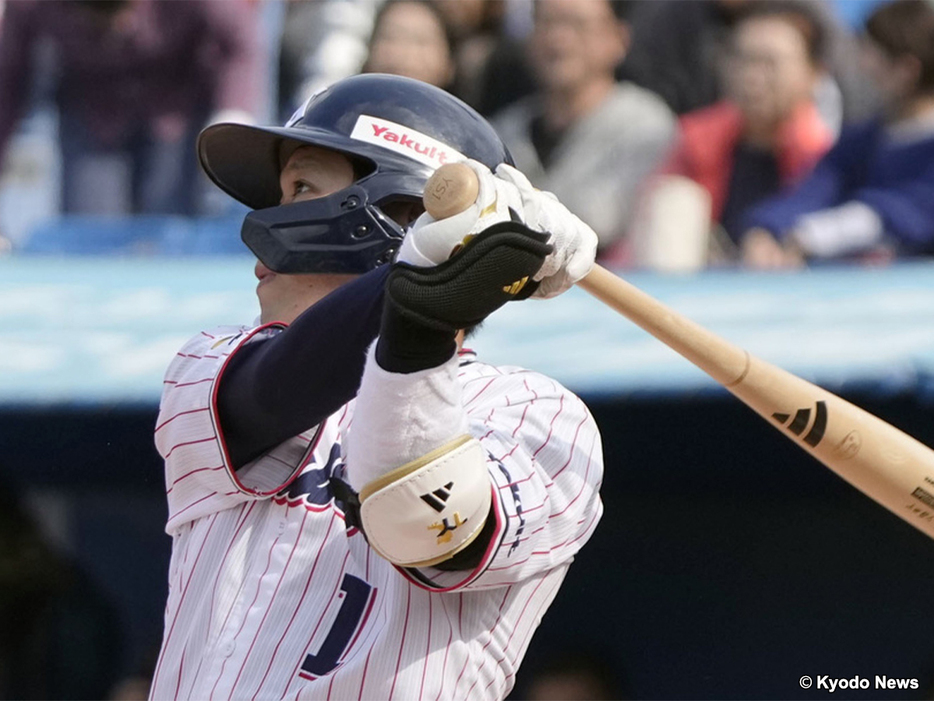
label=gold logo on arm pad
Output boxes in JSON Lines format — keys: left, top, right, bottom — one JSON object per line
{"left": 429, "top": 513, "right": 467, "bottom": 544}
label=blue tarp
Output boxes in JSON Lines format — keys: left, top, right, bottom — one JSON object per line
{"left": 3, "top": 256, "right": 934, "bottom": 405}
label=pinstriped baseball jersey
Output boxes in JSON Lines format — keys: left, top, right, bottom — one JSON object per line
{"left": 150, "top": 324, "right": 603, "bottom": 701}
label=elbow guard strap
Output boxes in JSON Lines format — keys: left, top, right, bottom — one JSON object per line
{"left": 359, "top": 435, "right": 491, "bottom": 567}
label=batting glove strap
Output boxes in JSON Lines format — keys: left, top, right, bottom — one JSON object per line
{"left": 359, "top": 435, "right": 492, "bottom": 567}
{"left": 385, "top": 223, "right": 552, "bottom": 333}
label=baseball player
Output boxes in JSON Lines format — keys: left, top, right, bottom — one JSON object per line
{"left": 151, "top": 74, "right": 602, "bottom": 701}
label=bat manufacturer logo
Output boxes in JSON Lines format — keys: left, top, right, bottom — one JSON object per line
{"left": 911, "top": 486, "right": 934, "bottom": 508}
{"left": 771, "top": 400, "right": 827, "bottom": 447}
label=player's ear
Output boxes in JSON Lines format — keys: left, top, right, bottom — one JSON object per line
{"left": 612, "top": 17, "right": 631, "bottom": 65}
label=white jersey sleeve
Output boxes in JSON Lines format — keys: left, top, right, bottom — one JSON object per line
{"left": 156, "top": 325, "right": 321, "bottom": 535}
{"left": 401, "top": 358, "right": 604, "bottom": 591}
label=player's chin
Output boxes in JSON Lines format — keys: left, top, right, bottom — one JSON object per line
{"left": 256, "top": 284, "right": 280, "bottom": 323}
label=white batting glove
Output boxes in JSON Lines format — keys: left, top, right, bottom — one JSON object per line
{"left": 397, "top": 159, "right": 524, "bottom": 266}
{"left": 398, "top": 160, "right": 597, "bottom": 299}
{"left": 494, "top": 163, "right": 597, "bottom": 299}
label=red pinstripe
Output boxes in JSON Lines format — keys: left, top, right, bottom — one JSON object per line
{"left": 252, "top": 511, "right": 325, "bottom": 699}
{"left": 152, "top": 513, "right": 220, "bottom": 692}
{"left": 166, "top": 465, "right": 225, "bottom": 494}
{"left": 155, "top": 407, "right": 210, "bottom": 432}
{"left": 532, "top": 395, "right": 565, "bottom": 459}
{"left": 388, "top": 584, "right": 412, "bottom": 701}
{"left": 552, "top": 412, "right": 588, "bottom": 478}
{"left": 174, "top": 650, "right": 185, "bottom": 700}
{"left": 527, "top": 508, "right": 601, "bottom": 559}
{"left": 432, "top": 593, "right": 455, "bottom": 701}
{"left": 164, "top": 435, "right": 216, "bottom": 459}
{"left": 498, "top": 473, "right": 553, "bottom": 490}
{"left": 465, "top": 377, "right": 497, "bottom": 405}
{"left": 486, "top": 524, "right": 549, "bottom": 572}
{"left": 516, "top": 501, "right": 546, "bottom": 516}
{"left": 187, "top": 503, "right": 258, "bottom": 688}
{"left": 474, "top": 576, "right": 550, "bottom": 697}
{"left": 417, "top": 593, "right": 432, "bottom": 700}
{"left": 510, "top": 403, "right": 530, "bottom": 438}
{"left": 233, "top": 509, "right": 310, "bottom": 699}
{"left": 497, "top": 574, "right": 564, "bottom": 691}
{"left": 455, "top": 587, "right": 512, "bottom": 698}
{"left": 167, "top": 377, "right": 214, "bottom": 389}
{"left": 356, "top": 646, "right": 374, "bottom": 701}
{"left": 172, "top": 491, "right": 221, "bottom": 519}
{"left": 497, "top": 444, "right": 519, "bottom": 462}
{"left": 209, "top": 527, "right": 287, "bottom": 701}
{"left": 287, "top": 550, "right": 352, "bottom": 687}
{"left": 550, "top": 429, "right": 598, "bottom": 517}
{"left": 344, "top": 585, "right": 377, "bottom": 659}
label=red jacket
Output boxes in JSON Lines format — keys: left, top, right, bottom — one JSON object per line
{"left": 666, "top": 101, "right": 834, "bottom": 222}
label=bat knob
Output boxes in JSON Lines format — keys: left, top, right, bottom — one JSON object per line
{"left": 423, "top": 163, "right": 480, "bottom": 220}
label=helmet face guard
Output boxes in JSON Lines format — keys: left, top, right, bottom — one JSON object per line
{"left": 197, "top": 74, "right": 513, "bottom": 274}
{"left": 241, "top": 183, "right": 406, "bottom": 275}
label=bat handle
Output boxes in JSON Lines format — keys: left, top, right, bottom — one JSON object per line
{"left": 423, "top": 163, "right": 481, "bottom": 220}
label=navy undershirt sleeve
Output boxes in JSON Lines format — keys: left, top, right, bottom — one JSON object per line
{"left": 217, "top": 265, "right": 390, "bottom": 469}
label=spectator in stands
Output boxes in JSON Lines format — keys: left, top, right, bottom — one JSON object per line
{"left": 518, "top": 649, "right": 629, "bottom": 700}
{"left": 620, "top": 0, "right": 879, "bottom": 128}
{"left": 0, "top": 481, "right": 121, "bottom": 699}
{"left": 361, "top": 0, "right": 456, "bottom": 91}
{"left": 277, "top": 0, "right": 381, "bottom": 122}
{"left": 492, "top": 0, "right": 675, "bottom": 256}
{"left": 623, "top": 1, "right": 834, "bottom": 266}
{"left": 0, "top": 0, "right": 262, "bottom": 225}
{"left": 741, "top": 0, "right": 934, "bottom": 268}
{"left": 432, "top": 0, "right": 536, "bottom": 116}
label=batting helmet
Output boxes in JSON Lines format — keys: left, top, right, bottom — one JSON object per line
{"left": 197, "top": 73, "right": 513, "bottom": 274}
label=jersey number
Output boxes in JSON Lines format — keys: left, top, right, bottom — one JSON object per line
{"left": 300, "top": 574, "right": 376, "bottom": 679}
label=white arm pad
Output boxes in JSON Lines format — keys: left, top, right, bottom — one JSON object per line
{"left": 359, "top": 435, "right": 492, "bottom": 567}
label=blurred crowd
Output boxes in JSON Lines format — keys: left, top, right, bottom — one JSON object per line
{"left": 0, "top": 0, "right": 932, "bottom": 272}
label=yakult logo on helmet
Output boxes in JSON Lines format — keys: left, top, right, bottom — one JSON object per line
{"left": 350, "top": 115, "right": 465, "bottom": 170}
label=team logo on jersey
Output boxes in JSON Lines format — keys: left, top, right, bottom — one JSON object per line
{"left": 279, "top": 442, "right": 356, "bottom": 518}
{"left": 419, "top": 481, "right": 454, "bottom": 512}
{"left": 429, "top": 513, "right": 467, "bottom": 544}
{"left": 211, "top": 333, "right": 243, "bottom": 349}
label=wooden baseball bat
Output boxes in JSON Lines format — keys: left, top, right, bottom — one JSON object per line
{"left": 424, "top": 162, "right": 934, "bottom": 540}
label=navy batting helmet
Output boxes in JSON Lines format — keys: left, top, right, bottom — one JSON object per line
{"left": 197, "top": 73, "right": 513, "bottom": 274}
